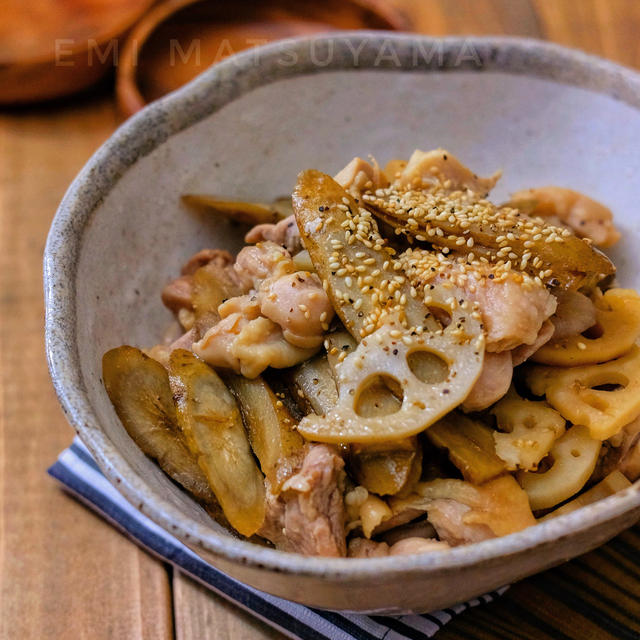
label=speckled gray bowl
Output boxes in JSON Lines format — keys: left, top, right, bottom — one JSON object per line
{"left": 45, "top": 33, "right": 640, "bottom": 614}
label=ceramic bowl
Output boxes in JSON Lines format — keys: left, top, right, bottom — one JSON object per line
{"left": 45, "top": 33, "right": 640, "bottom": 614}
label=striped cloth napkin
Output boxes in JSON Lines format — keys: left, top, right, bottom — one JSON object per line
{"left": 48, "top": 438, "right": 508, "bottom": 639}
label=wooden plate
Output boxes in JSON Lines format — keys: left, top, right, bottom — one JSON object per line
{"left": 116, "top": 0, "right": 409, "bottom": 117}
{"left": 0, "top": 0, "right": 156, "bottom": 104}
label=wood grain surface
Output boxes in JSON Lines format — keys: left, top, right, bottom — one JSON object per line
{"left": 0, "top": 1, "right": 639, "bottom": 639}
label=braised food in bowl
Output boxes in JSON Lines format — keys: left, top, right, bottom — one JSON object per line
{"left": 102, "top": 148, "right": 638, "bottom": 557}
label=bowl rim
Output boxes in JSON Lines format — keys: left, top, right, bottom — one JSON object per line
{"left": 45, "top": 32, "right": 640, "bottom": 579}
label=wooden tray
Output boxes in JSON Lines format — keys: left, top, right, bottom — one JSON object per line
{"left": 0, "top": 0, "right": 156, "bottom": 104}
{"left": 116, "top": 0, "right": 408, "bottom": 117}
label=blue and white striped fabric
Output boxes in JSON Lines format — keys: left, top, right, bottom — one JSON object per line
{"left": 48, "top": 438, "right": 508, "bottom": 639}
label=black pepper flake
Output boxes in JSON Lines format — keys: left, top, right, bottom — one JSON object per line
{"left": 393, "top": 349, "right": 398, "bottom": 355}
{"left": 443, "top": 389, "right": 450, "bottom": 394}
{"left": 488, "top": 274, "right": 495, "bottom": 279}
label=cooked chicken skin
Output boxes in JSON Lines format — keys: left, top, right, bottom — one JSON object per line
{"left": 510, "top": 186, "right": 621, "bottom": 248}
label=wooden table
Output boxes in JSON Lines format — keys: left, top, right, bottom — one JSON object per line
{"left": 1, "top": 1, "right": 639, "bottom": 638}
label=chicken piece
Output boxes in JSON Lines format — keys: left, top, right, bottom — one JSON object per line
{"left": 194, "top": 309, "right": 317, "bottom": 379}
{"left": 462, "top": 351, "right": 513, "bottom": 412}
{"left": 161, "top": 249, "right": 236, "bottom": 313}
{"left": 181, "top": 248, "right": 234, "bottom": 275}
{"left": 259, "top": 271, "right": 334, "bottom": 349}
{"left": 379, "top": 517, "right": 437, "bottom": 545}
{"left": 550, "top": 290, "right": 597, "bottom": 341}
{"left": 389, "top": 537, "right": 450, "bottom": 555}
{"left": 245, "top": 215, "right": 303, "bottom": 254}
{"left": 509, "top": 187, "right": 621, "bottom": 248}
{"left": 391, "top": 476, "right": 535, "bottom": 546}
{"left": 233, "top": 241, "right": 295, "bottom": 290}
{"left": 170, "top": 328, "right": 196, "bottom": 351}
{"left": 395, "top": 149, "right": 501, "bottom": 196}
{"left": 511, "top": 319, "right": 555, "bottom": 366}
{"left": 400, "top": 249, "right": 557, "bottom": 352}
{"left": 425, "top": 500, "right": 495, "bottom": 545}
{"left": 195, "top": 241, "right": 332, "bottom": 370}
{"left": 333, "top": 156, "right": 389, "bottom": 195}
{"left": 161, "top": 275, "right": 194, "bottom": 313}
{"left": 472, "top": 273, "right": 557, "bottom": 352}
{"left": 260, "top": 445, "right": 346, "bottom": 557}
{"left": 347, "top": 536, "right": 449, "bottom": 557}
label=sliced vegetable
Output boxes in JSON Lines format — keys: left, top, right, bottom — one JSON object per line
{"left": 362, "top": 186, "right": 615, "bottom": 291}
{"left": 168, "top": 350, "right": 265, "bottom": 536}
{"left": 102, "top": 346, "right": 215, "bottom": 504}
{"left": 225, "top": 373, "right": 304, "bottom": 491}
{"left": 517, "top": 425, "right": 601, "bottom": 511}
{"left": 540, "top": 470, "right": 631, "bottom": 521}
{"left": 288, "top": 348, "right": 421, "bottom": 495}
{"left": 288, "top": 354, "right": 338, "bottom": 416}
{"left": 181, "top": 194, "right": 280, "bottom": 225}
{"left": 426, "top": 413, "right": 506, "bottom": 484}
{"left": 292, "top": 170, "right": 484, "bottom": 443}
{"left": 324, "top": 329, "right": 421, "bottom": 494}
{"left": 191, "top": 263, "right": 242, "bottom": 340}
{"left": 526, "top": 345, "right": 640, "bottom": 440}
{"left": 350, "top": 440, "right": 422, "bottom": 496}
{"left": 491, "top": 389, "right": 566, "bottom": 471}
{"left": 533, "top": 288, "right": 640, "bottom": 366}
